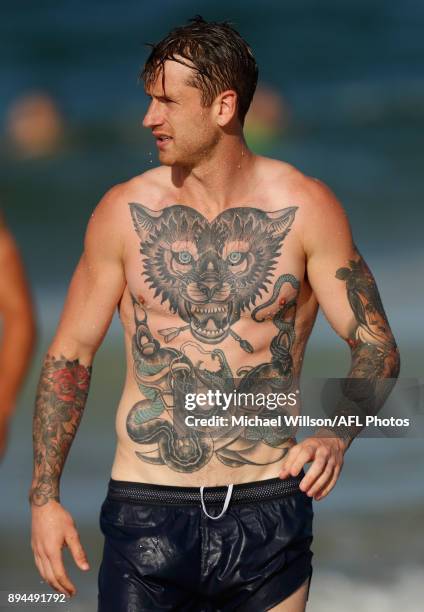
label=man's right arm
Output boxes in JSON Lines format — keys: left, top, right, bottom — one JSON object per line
{"left": 29, "top": 186, "right": 126, "bottom": 596}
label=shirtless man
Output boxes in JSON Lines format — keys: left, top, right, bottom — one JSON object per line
{"left": 0, "top": 213, "right": 36, "bottom": 458}
{"left": 29, "top": 16, "right": 400, "bottom": 612}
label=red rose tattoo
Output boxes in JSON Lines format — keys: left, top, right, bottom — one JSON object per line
{"left": 52, "top": 364, "right": 90, "bottom": 403}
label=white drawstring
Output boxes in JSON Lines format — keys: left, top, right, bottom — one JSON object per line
{"left": 200, "top": 484, "right": 234, "bottom": 520}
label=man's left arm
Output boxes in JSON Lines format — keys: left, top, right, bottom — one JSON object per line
{"left": 279, "top": 180, "right": 400, "bottom": 500}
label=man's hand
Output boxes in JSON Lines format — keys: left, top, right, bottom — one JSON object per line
{"left": 31, "top": 501, "right": 90, "bottom": 597}
{"left": 279, "top": 433, "right": 348, "bottom": 501}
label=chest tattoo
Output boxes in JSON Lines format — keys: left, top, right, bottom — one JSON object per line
{"left": 126, "top": 203, "right": 301, "bottom": 472}
{"left": 130, "top": 203, "right": 297, "bottom": 351}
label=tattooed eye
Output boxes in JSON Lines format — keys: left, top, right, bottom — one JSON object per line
{"left": 177, "top": 251, "right": 192, "bottom": 264}
{"left": 227, "top": 251, "right": 243, "bottom": 265}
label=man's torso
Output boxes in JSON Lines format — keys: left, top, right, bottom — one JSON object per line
{"left": 110, "top": 159, "right": 319, "bottom": 486}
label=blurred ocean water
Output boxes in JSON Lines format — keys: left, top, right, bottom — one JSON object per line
{"left": 0, "top": 1, "right": 423, "bottom": 610}
{"left": 308, "top": 568, "right": 424, "bottom": 612}
{"left": 1, "top": 0, "right": 424, "bottom": 285}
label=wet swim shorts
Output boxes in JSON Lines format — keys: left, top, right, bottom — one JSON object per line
{"left": 98, "top": 474, "right": 313, "bottom": 611}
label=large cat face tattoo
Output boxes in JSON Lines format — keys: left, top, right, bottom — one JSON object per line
{"left": 130, "top": 204, "right": 297, "bottom": 345}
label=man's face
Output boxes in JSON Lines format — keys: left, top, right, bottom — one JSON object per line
{"left": 143, "top": 59, "right": 220, "bottom": 167}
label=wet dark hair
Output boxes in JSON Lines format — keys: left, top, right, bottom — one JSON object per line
{"left": 141, "top": 15, "right": 258, "bottom": 125}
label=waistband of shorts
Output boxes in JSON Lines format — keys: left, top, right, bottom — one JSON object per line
{"left": 106, "top": 473, "right": 304, "bottom": 506}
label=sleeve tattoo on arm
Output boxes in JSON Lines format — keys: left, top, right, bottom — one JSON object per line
{"left": 30, "top": 355, "right": 92, "bottom": 506}
{"left": 336, "top": 254, "right": 400, "bottom": 376}
{"left": 331, "top": 252, "right": 400, "bottom": 443}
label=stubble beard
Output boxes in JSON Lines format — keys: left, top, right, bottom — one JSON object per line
{"left": 164, "top": 131, "right": 220, "bottom": 170}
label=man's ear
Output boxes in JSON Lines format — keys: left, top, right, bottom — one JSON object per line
{"left": 215, "top": 90, "right": 238, "bottom": 127}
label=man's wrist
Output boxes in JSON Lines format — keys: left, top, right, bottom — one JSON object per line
{"left": 29, "top": 481, "right": 60, "bottom": 507}
{"left": 313, "top": 426, "right": 352, "bottom": 452}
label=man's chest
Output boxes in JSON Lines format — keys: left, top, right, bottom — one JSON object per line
{"left": 122, "top": 202, "right": 306, "bottom": 336}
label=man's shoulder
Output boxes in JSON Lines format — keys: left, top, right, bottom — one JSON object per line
{"left": 256, "top": 157, "right": 352, "bottom": 255}
{"left": 88, "top": 167, "right": 173, "bottom": 236}
{"left": 259, "top": 156, "right": 349, "bottom": 223}
{"left": 102, "top": 166, "right": 171, "bottom": 207}
{"left": 259, "top": 157, "right": 332, "bottom": 202}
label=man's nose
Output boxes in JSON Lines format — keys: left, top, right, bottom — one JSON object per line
{"left": 142, "top": 101, "right": 163, "bottom": 129}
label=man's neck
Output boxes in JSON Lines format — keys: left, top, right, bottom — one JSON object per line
{"left": 171, "top": 136, "right": 257, "bottom": 214}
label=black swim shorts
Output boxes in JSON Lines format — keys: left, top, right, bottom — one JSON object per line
{"left": 98, "top": 474, "right": 313, "bottom": 611}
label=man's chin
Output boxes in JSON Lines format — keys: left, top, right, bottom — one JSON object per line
{"left": 157, "top": 150, "right": 175, "bottom": 166}
{"left": 157, "top": 146, "right": 199, "bottom": 168}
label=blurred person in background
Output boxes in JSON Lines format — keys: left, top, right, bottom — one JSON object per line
{"left": 6, "top": 92, "right": 64, "bottom": 158}
{"left": 29, "top": 16, "right": 399, "bottom": 612}
{"left": 0, "top": 212, "right": 36, "bottom": 458}
{"left": 244, "top": 83, "right": 290, "bottom": 152}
